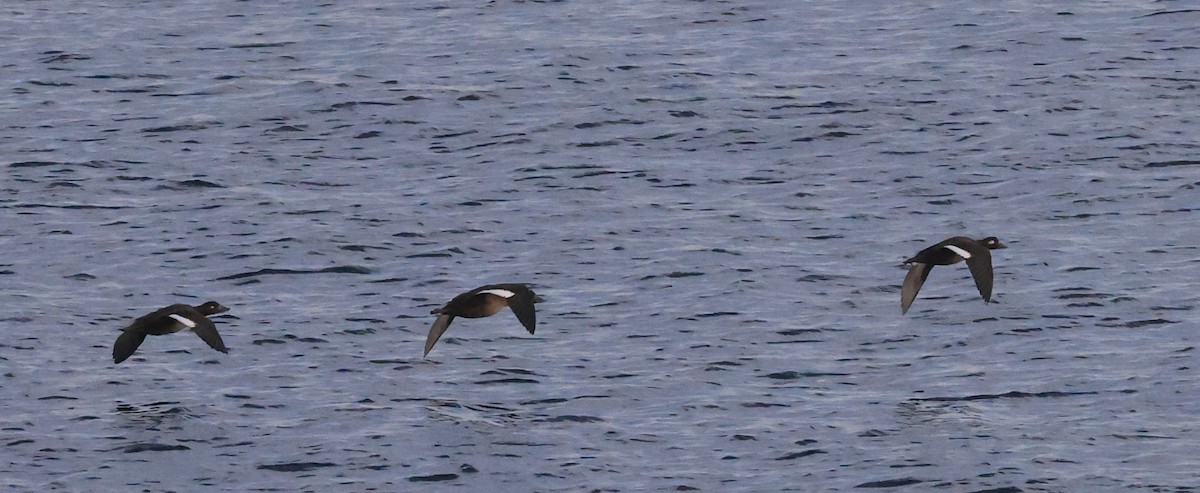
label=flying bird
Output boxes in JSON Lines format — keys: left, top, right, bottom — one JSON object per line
{"left": 901, "top": 236, "right": 1006, "bottom": 314}
{"left": 424, "top": 284, "right": 543, "bottom": 356}
{"left": 113, "top": 301, "right": 230, "bottom": 363}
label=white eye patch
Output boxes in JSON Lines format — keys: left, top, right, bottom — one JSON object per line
{"left": 478, "top": 289, "right": 516, "bottom": 299}
{"left": 168, "top": 313, "right": 197, "bottom": 328}
{"left": 943, "top": 244, "right": 971, "bottom": 259}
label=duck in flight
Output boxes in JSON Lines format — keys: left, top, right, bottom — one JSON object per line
{"left": 113, "top": 301, "right": 230, "bottom": 363}
{"left": 901, "top": 236, "right": 1006, "bottom": 314}
{"left": 424, "top": 283, "right": 543, "bottom": 356}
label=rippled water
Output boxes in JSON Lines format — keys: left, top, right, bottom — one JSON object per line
{"left": 3, "top": 1, "right": 1199, "bottom": 491}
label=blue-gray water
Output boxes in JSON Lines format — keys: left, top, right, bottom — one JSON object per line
{"left": 3, "top": 2, "right": 1198, "bottom": 491}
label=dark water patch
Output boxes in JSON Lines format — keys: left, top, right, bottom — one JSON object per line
{"left": 258, "top": 462, "right": 337, "bottom": 472}
{"left": 967, "top": 488, "right": 1023, "bottom": 493}
{"left": 762, "top": 371, "right": 847, "bottom": 380}
{"left": 1113, "top": 433, "right": 1177, "bottom": 440}
{"left": 432, "top": 129, "right": 478, "bottom": 139}
{"left": 700, "top": 359, "right": 739, "bottom": 371}
{"left": 1049, "top": 212, "right": 1120, "bottom": 220}
{"left": 914, "top": 390, "right": 1099, "bottom": 402}
{"left": 123, "top": 443, "right": 190, "bottom": 453}
{"left": 408, "top": 473, "right": 458, "bottom": 482}
{"left": 1126, "top": 318, "right": 1175, "bottom": 328}
{"left": 142, "top": 124, "right": 213, "bottom": 133}
{"left": 519, "top": 398, "right": 569, "bottom": 405}
{"left": 793, "top": 131, "right": 859, "bottom": 142}
{"left": 39, "top": 51, "right": 91, "bottom": 63}
{"left": 339, "top": 244, "right": 390, "bottom": 252}
{"left": 568, "top": 170, "right": 624, "bottom": 179}
{"left": 856, "top": 477, "right": 923, "bottom": 488}
{"left": 778, "top": 329, "right": 820, "bottom": 336}
{"left": 10, "top": 203, "right": 128, "bottom": 210}
{"left": 326, "top": 101, "right": 398, "bottom": 111}
{"left": 216, "top": 265, "right": 372, "bottom": 280}
{"left": 767, "top": 339, "right": 824, "bottom": 345}
{"left": 775, "top": 449, "right": 826, "bottom": 460}
{"left": 666, "top": 271, "right": 704, "bottom": 278}
{"left": 799, "top": 274, "right": 844, "bottom": 282}
{"left": 474, "top": 378, "right": 540, "bottom": 385}
{"left": 252, "top": 338, "right": 287, "bottom": 345}
{"left": 154, "top": 179, "right": 224, "bottom": 190}
{"left": 1145, "top": 160, "right": 1200, "bottom": 168}
{"left": 1138, "top": 9, "right": 1200, "bottom": 19}
{"left": 37, "top": 395, "right": 78, "bottom": 401}
{"left": 283, "top": 334, "right": 328, "bottom": 344}
{"left": 27, "top": 80, "right": 76, "bottom": 87}
{"left": 178, "top": 179, "right": 224, "bottom": 188}
{"left": 742, "top": 402, "right": 788, "bottom": 408}
{"left": 651, "top": 181, "right": 696, "bottom": 188}
{"left": 1055, "top": 292, "right": 1107, "bottom": 300}
{"left": 1063, "top": 266, "right": 1101, "bottom": 272}
{"left": 486, "top": 368, "right": 539, "bottom": 376}
{"left": 369, "top": 277, "right": 408, "bottom": 283}
{"left": 9, "top": 160, "right": 106, "bottom": 168}
{"left": 367, "top": 358, "right": 410, "bottom": 365}
{"left": 64, "top": 273, "right": 95, "bottom": 281}
{"left": 297, "top": 180, "right": 353, "bottom": 188}
{"left": 230, "top": 42, "right": 296, "bottom": 49}
{"left": 603, "top": 373, "right": 637, "bottom": 379}
{"left": 694, "top": 311, "right": 740, "bottom": 318}
{"left": 406, "top": 250, "right": 460, "bottom": 258}
{"left": 492, "top": 441, "right": 552, "bottom": 448}
{"left": 537, "top": 415, "right": 603, "bottom": 423}
{"left": 7, "top": 439, "right": 35, "bottom": 446}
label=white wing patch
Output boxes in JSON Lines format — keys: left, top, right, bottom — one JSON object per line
{"left": 478, "top": 288, "right": 516, "bottom": 299}
{"left": 943, "top": 244, "right": 972, "bottom": 259}
{"left": 168, "top": 313, "right": 197, "bottom": 328}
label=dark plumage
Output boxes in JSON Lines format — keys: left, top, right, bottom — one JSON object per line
{"left": 113, "top": 301, "right": 230, "bottom": 364}
{"left": 424, "top": 284, "right": 543, "bottom": 357}
{"left": 901, "top": 236, "right": 1006, "bottom": 315}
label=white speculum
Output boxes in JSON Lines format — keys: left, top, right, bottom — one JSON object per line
{"left": 943, "top": 244, "right": 971, "bottom": 259}
{"left": 168, "top": 313, "right": 197, "bottom": 328}
{"left": 478, "top": 289, "right": 516, "bottom": 298}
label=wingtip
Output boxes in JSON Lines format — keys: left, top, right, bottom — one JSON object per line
{"left": 424, "top": 314, "right": 453, "bottom": 357}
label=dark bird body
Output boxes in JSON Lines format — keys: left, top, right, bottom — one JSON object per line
{"left": 424, "top": 284, "right": 543, "bottom": 356}
{"left": 113, "top": 301, "right": 230, "bottom": 364}
{"left": 901, "top": 236, "right": 1006, "bottom": 314}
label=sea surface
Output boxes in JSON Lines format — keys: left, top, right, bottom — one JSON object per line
{"left": 2, "top": 1, "right": 1199, "bottom": 492}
